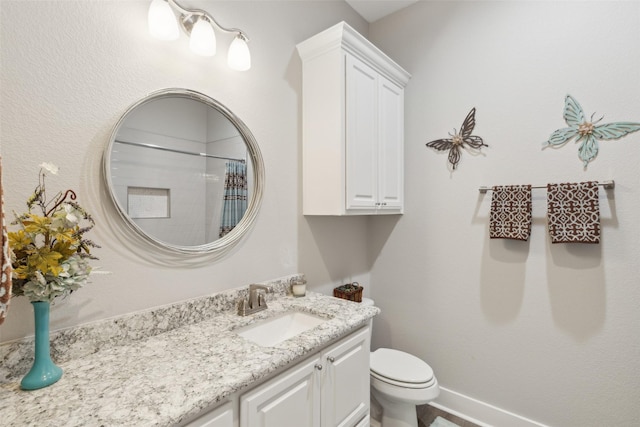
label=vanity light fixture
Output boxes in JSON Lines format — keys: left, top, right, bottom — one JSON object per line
{"left": 147, "top": 0, "right": 251, "bottom": 71}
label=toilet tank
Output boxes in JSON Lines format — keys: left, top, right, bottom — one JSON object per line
{"left": 360, "top": 297, "right": 375, "bottom": 346}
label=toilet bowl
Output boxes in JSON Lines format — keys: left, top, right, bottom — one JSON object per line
{"left": 370, "top": 347, "right": 440, "bottom": 427}
{"left": 362, "top": 298, "right": 439, "bottom": 427}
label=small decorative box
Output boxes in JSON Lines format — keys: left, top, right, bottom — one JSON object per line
{"left": 333, "top": 282, "right": 363, "bottom": 302}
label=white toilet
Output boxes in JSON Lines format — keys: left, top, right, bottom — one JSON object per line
{"left": 362, "top": 298, "right": 440, "bottom": 427}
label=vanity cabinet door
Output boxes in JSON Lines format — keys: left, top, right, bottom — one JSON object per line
{"left": 184, "top": 401, "right": 235, "bottom": 427}
{"left": 321, "top": 327, "right": 370, "bottom": 427}
{"left": 240, "top": 357, "right": 321, "bottom": 427}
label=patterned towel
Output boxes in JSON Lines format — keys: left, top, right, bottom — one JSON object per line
{"left": 489, "top": 185, "right": 532, "bottom": 241}
{"left": 547, "top": 181, "right": 600, "bottom": 244}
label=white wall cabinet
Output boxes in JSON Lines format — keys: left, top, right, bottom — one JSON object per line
{"left": 297, "top": 22, "right": 410, "bottom": 215}
{"left": 240, "top": 326, "right": 370, "bottom": 427}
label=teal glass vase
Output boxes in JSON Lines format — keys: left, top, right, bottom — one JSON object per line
{"left": 20, "top": 301, "right": 63, "bottom": 390}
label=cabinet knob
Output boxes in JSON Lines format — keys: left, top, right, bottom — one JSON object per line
{"left": 315, "top": 364, "right": 323, "bottom": 371}
{"left": 327, "top": 356, "right": 335, "bottom": 363}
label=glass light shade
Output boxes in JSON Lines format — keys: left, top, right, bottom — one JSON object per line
{"left": 189, "top": 18, "right": 216, "bottom": 56}
{"left": 148, "top": 0, "right": 179, "bottom": 41}
{"left": 228, "top": 35, "right": 251, "bottom": 71}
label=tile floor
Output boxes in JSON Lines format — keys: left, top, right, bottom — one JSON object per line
{"left": 417, "top": 404, "right": 483, "bottom": 427}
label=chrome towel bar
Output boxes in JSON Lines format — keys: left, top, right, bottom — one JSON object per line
{"left": 478, "top": 180, "right": 615, "bottom": 194}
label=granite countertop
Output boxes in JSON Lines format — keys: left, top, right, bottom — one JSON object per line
{"left": 0, "top": 275, "right": 379, "bottom": 427}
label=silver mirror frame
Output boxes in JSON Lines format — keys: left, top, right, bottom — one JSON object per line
{"left": 103, "top": 88, "right": 265, "bottom": 255}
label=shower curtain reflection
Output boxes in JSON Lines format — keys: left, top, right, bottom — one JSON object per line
{"left": 219, "top": 161, "right": 248, "bottom": 238}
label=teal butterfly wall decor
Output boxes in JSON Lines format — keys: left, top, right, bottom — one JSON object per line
{"left": 543, "top": 95, "right": 640, "bottom": 167}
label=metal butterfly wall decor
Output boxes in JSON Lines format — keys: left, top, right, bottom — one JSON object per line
{"left": 426, "top": 107, "right": 488, "bottom": 170}
{"left": 543, "top": 95, "right": 640, "bottom": 167}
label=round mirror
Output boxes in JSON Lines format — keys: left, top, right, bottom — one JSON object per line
{"left": 103, "top": 88, "right": 264, "bottom": 255}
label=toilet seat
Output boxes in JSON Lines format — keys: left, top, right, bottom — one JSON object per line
{"left": 371, "top": 370, "right": 436, "bottom": 389}
{"left": 370, "top": 348, "right": 434, "bottom": 386}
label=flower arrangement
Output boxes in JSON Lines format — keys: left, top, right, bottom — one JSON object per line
{"left": 8, "top": 163, "right": 99, "bottom": 302}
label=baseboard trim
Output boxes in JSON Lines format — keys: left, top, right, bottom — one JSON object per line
{"left": 430, "top": 387, "right": 550, "bottom": 427}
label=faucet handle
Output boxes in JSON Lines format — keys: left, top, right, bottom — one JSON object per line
{"left": 237, "top": 297, "right": 248, "bottom": 315}
{"left": 248, "top": 284, "right": 272, "bottom": 310}
{"left": 249, "top": 284, "right": 273, "bottom": 293}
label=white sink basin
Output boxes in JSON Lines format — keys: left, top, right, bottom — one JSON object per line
{"left": 235, "top": 311, "right": 328, "bottom": 347}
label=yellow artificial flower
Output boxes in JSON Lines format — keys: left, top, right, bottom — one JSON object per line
{"left": 52, "top": 240, "right": 77, "bottom": 259}
{"left": 8, "top": 230, "right": 32, "bottom": 250}
{"left": 27, "top": 247, "right": 63, "bottom": 277}
{"left": 22, "top": 214, "right": 52, "bottom": 236}
{"left": 51, "top": 227, "right": 78, "bottom": 246}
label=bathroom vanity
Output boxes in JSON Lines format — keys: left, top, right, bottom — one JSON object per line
{"left": 183, "top": 324, "right": 370, "bottom": 427}
{"left": 230, "top": 326, "right": 369, "bottom": 427}
{"left": 0, "top": 275, "right": 378, "bottom": 427}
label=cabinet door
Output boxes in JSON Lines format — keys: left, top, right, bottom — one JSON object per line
{"left": 354, "top": 415, "right": 370, "bottom": 427}
{"left": 345, "top": 54, "right": 378, "bottom": 211}
{"left": 241, "top": 357, "right": 321, "bottom": 427}
{"left": 377, "top": 76, "right": 404, "bottom": 212}
{"left": 185, "top": 401, "right": 235, "bottom": 427}
{"left": 321, "top": 327, "right": 370, "bottom": 427}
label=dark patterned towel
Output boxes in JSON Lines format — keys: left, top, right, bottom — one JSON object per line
{"left": 489, "top": 185, "right": 532, "bottom": 241}
{"left": 547, "top": 181, "right": 600, "bottom": 244}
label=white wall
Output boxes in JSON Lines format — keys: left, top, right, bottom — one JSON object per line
{"left": 369, "top": 1, "right": 640, "bottom": 426}
{"left": 0, "top": 1, "right": 370, "bottom": 342}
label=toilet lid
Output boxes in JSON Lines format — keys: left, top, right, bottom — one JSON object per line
{"left": 370, "top": 348, "right": 434, "bottom": 384}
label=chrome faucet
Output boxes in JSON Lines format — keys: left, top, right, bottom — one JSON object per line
{"left": 238, "top": 284, "right": 273, "bottom": 316}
